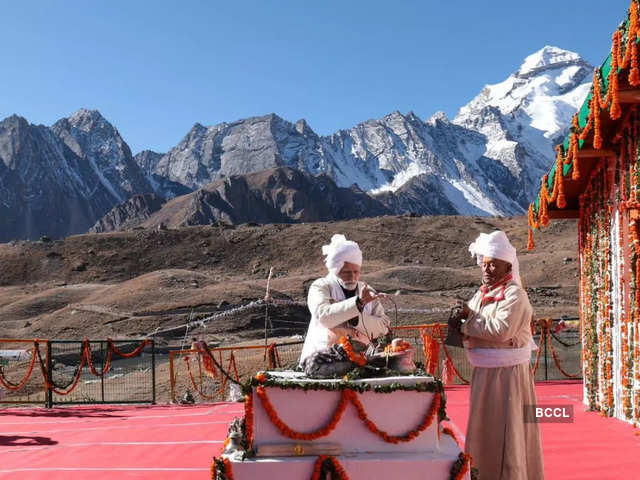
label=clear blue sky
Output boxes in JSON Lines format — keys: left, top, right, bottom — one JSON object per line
{"left": 0, "top": 0, "right": 630, "bottom": 154}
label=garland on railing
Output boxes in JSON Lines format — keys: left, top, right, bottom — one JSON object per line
{"left": 29, "top": 338, "right": 150, "bottom": 396}
{"left": 529, "top": 319, "right": 582, "bottom": 379}
{"left": 184, "top": 356, "right": 225, "bottom": 400}
{"left": 0, "top": 347, "right": 37, "bottom": 391}
{"left": 84, "top": 342, "right": 112, "bottom": 377}
{"left": 265, "top": 343, "right": 281, "bottom": 369}
{"left": 34, "top": 340, "right": 87, "bottom": 395}
{"left": 422, "top": 330, "right": 441, "bottom": 376}
{"left": 107, "top": 338, "right": 150, "bottom": 358}
{"left": 546, "top": 329, "right": 581, "bottom": 379}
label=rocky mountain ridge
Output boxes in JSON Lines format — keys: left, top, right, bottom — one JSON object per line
{"left": 0, "top": 46, "right": 594, "bottom": 240}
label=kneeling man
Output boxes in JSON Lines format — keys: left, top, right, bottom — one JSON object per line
{"left": 299, "top": 234, "right": 390, "bottom": 365}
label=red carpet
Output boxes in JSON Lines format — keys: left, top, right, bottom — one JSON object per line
{"left": 1, "top": 381, "right": 638, "bottom": 479}
{"left": 0, "top": 402, "right": 244, "bottom": 480}
{"left": 445, "top": 381, "right": 640, "bottom": 479}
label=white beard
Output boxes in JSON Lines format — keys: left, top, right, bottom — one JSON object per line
{"left": 336, "top": 277, "right": 358, "bottom": 291}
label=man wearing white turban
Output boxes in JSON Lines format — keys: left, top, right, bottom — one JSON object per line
{"left": 299, "top": 234, "right": 390, "bottom": 365}
{"left": 451, "top": 230, "right": 544, "bottom": 480}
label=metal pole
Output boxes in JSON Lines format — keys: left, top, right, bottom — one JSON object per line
{"left": 544, "top": 329, "right": 549, "bottom": 381}
{"left": 151, "top": 340, "right": 156, "bottom": 404}
{"left": 46, "top": 341, "right": 53, "bottom": 409}
{"left": 169, "top": 351, "right": 175, "bottom": 403}
{"left": 100, "top": 341, "right": 105, "bottom": 403}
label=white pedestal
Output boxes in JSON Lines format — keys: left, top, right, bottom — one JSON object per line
{"left": 253, "top": 374, "right": 440, "bottom": 454}
{"left": 228, "top": 434, "right": 471, "bottom": 480}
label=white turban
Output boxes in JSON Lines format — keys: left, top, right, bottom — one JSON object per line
{"left": 322, "top": 234, "right": 362, "bottom": 276}
{"left": 468, "top": 231, "right": 522, "bottom": 287}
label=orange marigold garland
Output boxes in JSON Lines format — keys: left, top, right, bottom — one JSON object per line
{"left": 84, "top": 339, "right": 112, "bottom": 377}
{"left": 211, "top": 457, "right": 235, "bottom": 480}
{"left": 610, "top": 32, "right": 622, "bottom": 121}
{"left": 34, "top": 340, "right": 87, "bottom": 396}
{"left": 441, "top": 424, "right": 462, "bottom": 447}
{"left": 441, "top": 342, "right": 469, "bottom": 384}
{"left": 184, "top": 356, "right": 224, "bottom": 400}
{"left": 107, "top": 339, "right": 149, "bottom": 358}
{"left": 349, "top": 390, "right": 441, "bottom": 444}
{"left": 554, "top": 146, "right": 568, "bottom": 208}
{"left": 0, "top": 346, "right": 37, "bottom": 391}
{"left": 338, "top": 336, "right": 366, "bottom": 366}
{"left": 310, "top": 451, "right": 473, "bottom": 480}
{"left": 311, "top": 455, "right": 350, "bottom": 480}
{"left": 255, "top": 384, "right": 441, "bottom": 444}
{"left": 256, "top": 386, "right": 349, "bottom": 441}
{"left": 422, "top": 330, "right": 441, "bottom": 376}
{"left": 449, "top": 452, "right": 473, "bottom": 480}
{"left": 245, "top": 393, "right": 255, "bottom": 449}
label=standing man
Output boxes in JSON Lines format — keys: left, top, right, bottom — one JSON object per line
{"left": 299, "top": 234, "right": 390, "bottom": 366}
{"left": 451, "top": 230, "right": 544, "bottom": 480}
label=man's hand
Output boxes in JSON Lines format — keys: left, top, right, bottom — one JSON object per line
{"left": 359, "top": 283, "right": 379, "bottom": 305}
{"left": 453, "top": 299, "right": 470, "bottom": 319}
{"left": 332, "top": 326, "right": 358, "bottom": 339}
{"left": 448, "top": 300, "right": 470, "bottom": 333}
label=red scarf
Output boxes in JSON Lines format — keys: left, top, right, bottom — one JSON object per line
{"left": 480, "top": 274, "right": 513, "bottom": 306}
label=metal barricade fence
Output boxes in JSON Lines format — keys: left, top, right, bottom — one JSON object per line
{"left": 168, "top": 317, "right": 582, "bottom": 403}
{"left": 0, "top": 338, "right": 155, "bottom": 407}
{"left": 531, "top": 318, "right": 582, "bottom": 381}
{"left": 0, "top": 339, "right": 46, "bottom": 404}
{"left": 391, "top": 318, "right": 582, "bottom": 383}
{"left": 169, "top": 341, "right": 303, "bottom": 403}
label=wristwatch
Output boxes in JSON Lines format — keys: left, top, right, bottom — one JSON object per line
{"left": 355, "top": 297, "right": 364, "bottom": 312}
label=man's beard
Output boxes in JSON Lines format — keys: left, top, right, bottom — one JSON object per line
{"left": 337, "top": 277, "right": 358, "bottom": 291}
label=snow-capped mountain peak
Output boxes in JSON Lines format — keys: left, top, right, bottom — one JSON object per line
{"left": 453, "top": 47, "right": 593, "bottom": 203}
{"left": 427, "top": 111, "right": 449, "bottom": 126}
{"left": 67, "top": 108, "right": 110, "bottom": 131}
{"left": 517, "top": 46, "right": 586, "bottom": 77}
{"left": 144, "top": 47, "right": 593, "bottom": 218}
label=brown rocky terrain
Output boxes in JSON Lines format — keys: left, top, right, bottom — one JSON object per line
{"left": 0, "top": 214, "right": 578, "bottom": 346}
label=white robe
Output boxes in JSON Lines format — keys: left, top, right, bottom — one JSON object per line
{"left": 299, "top": 275, "right": 390, "bottom": 364}
{"left": 461, "top": 280, "right": 544, "bottom": 480}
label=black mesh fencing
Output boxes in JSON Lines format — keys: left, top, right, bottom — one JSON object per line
{"left": 0, "top": 339, "right": 155, "bottom": 407}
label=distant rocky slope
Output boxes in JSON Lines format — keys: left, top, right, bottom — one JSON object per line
{"left": 0, "top": 110, "right": 154, "bottom": 242}
{"left": 90, "top": 193, "right": 166, "bottom": 233}
{"left": 135, "top": 167, "right": 391, "bottom": 229}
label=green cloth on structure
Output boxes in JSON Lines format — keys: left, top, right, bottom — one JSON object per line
{"left": 601, "top": 53, "right": 612, "bottom": 90}
{"left": 578, "top": 93, "right": 592, "bottom": 128}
